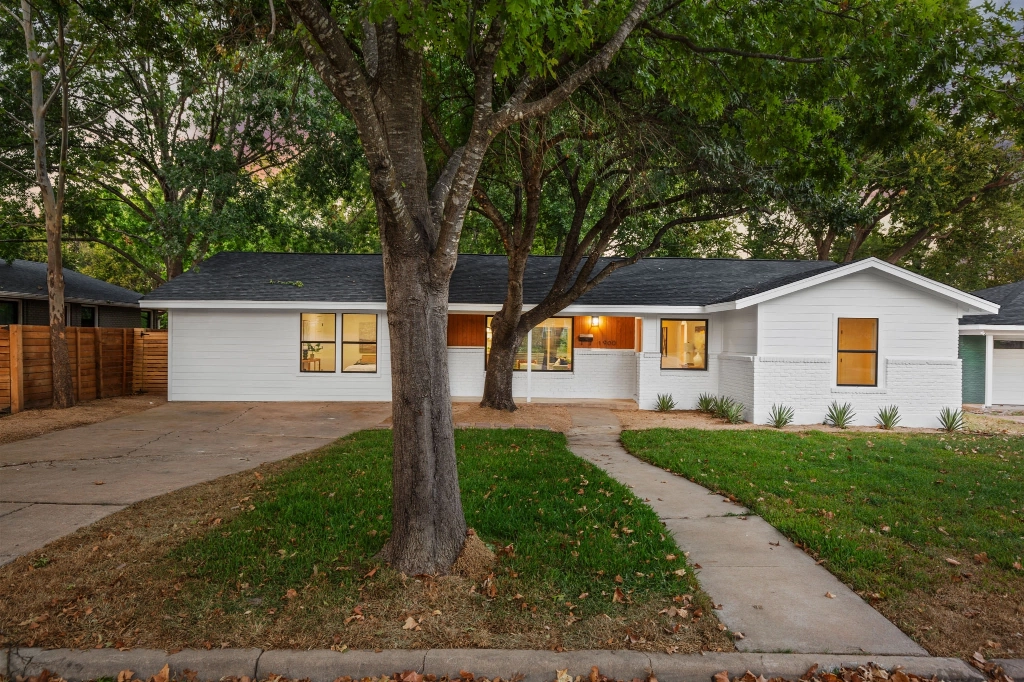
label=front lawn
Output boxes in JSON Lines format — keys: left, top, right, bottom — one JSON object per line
{"left": 0, "top": 428, "right": 730, "bottom": 653}
{"left": 620, "top": 428, "right": 1024, "bottom": 658}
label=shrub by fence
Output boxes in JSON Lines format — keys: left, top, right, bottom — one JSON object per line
{"left": 0, "top": 325, "right": 167, "bottom": 413}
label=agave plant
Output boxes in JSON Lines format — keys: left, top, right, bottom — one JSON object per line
{"left": 938, "top": 406, "right": 965, "bottom": 432}
{"left": 696, "top": 392, "right": 717, "bottom": 413}
{"left": 711, "top": 395, "right": 732, "bottom": 418}
{"left": 875, "top": 405, "right": 901, "bottom": 430}
{"left": 824, "top": 401, "right": 856, "bottom": 429}
{"left": 655, "top": 393, "right": 677, "bottom": 412}
{"left": 767, "top": 403, "right": 795, "bottom": 428}
{"left": 722, "top": 400, "right": 746, "bottom": 424}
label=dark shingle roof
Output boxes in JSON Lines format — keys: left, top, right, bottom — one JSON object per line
{"left": 0, "top": 259, "right": 141, "bottom": 306}
{"left": 961, "top": 280, "right": 1024, "bottom": 326}
{"left": 142, "top": 252, "right": 841, "bottom": 307}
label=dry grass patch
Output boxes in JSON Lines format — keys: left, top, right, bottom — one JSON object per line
{"left": 0, "top": 428, "right": 732, "bottom": 653}
{"left": 0, "top": 394, "right": 165, "bottom": 445}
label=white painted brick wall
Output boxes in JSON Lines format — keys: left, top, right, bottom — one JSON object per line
{"left": 449, "top": 347, "right": 637, "bottom": 400}
{"left": 719, "top": 354, "right": 755, "bottom": 420}
{"left": 752, "top": 356, "right": 962, "bottom": 427}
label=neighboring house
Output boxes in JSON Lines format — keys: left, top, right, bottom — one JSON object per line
{"left": 959, "top": 280, "right": 1024, "bottom": 406}
{"left": 140, "top": 252, "right": 998, "bottom": 427}
{"left": 0, "top": 259, "right": 146, "bottom": 328}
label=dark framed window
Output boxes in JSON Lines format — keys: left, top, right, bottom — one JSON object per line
{"left": 660, "top": 319, "right": 708, "bottom": 370}
{"left": 0, "top": 300, "right": 19, "bottom": 325}
{"left": 342, "top": 314, "right": 377, "bottom": 372}
{"left": 994, "top": 340, "right": 1024, "bottom": 350}
{"left": 837, "top": 318, "right": 878, "bottom": 386}
{"left": 81, "top": 305, "right": 97, "bottom": 327}
{"left": 300, "top": 313, "right": 337, "bottom": 372}
{"left": 486, "top": 316, "right": 574, "bottom": 371}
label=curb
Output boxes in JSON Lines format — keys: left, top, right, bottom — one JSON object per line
{"left": 1, "top": 648, "right": 990, "bottom": 682}
{"left": 994, "top": 661, "right": 1023, "bottom": 680}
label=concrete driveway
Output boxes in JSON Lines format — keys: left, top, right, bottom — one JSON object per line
{"left": 0, "top": 401, "right": 390, "bottom": 565}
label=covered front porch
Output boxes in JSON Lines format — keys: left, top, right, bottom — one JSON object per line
{"left": 959, "top": 325, "right": 1024, "bottom": 406}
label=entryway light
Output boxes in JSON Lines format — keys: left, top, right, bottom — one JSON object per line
{"left": 591, "top": 316, "right": 600, "bottom": 327}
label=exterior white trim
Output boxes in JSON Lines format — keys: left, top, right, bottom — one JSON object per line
{"left": 984, "top": 333, "right": 994, "bottom": 407}
{"left": 959, "top": 325, "right": 1024, "bottom": 334}
{"left": 147, "top": 299, "right": 708, "bottom": 314}
{"left": 704, "top": 258, "right": 1000, "bottom": 315}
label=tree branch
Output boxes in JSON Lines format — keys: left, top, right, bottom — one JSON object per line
{"left": 642, "top": 23, "right": 828, "bottom": 63}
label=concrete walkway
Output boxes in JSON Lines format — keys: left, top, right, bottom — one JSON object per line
{"left": 0, "top": 401, "right": 390, "bottom": 565}
{"left": 564, "top": 407, "right": 926, "bottom": 656}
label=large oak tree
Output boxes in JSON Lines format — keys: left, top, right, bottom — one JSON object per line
{"left": 285, "top": 0, "right": 652, "bottom": 574}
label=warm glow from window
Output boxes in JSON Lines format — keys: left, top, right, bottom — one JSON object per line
{"left": 837, "top": 318, "right": 877, "bottom": 386}
{"left": 342, "top": 314, "right": 378, "bottom": 372}
{"left": 660, "top": 319, "right": 707, "bottom": 370}
{"left": 486, "top": 317, "right": 573, "bottom": 371}
{"left": 300, "top": 313, "right": 337, "bottom": 372}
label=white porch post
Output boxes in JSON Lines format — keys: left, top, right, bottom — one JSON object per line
{"left": 984, "top": 332, "right": 994, "bottom": 407}
{"left": 526, "top": 328, "right": 532, "bottom": 403}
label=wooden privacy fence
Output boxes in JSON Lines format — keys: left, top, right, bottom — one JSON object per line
{"left": 0, "top": 325, "right": 167, "bottom": 413}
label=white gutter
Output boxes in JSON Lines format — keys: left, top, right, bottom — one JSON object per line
{"left": 143, "top": 299, "right": 707, "bottom": 314}
{"left": 959, "top": 324, "right": 1024, "bottom": 334}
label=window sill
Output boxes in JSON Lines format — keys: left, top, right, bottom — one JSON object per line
{"left": 831, "top": 386, "right": 887, "bottom": 394}
{"left": 295, "top": 372, "right": 383, "bottom": 378}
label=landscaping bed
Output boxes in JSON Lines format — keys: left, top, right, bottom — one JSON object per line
{"left": 0, "top": 428, "right": 731, "bottom": 653}
{"left": 620, "top": 428, "right": 1024, "bottom": 659}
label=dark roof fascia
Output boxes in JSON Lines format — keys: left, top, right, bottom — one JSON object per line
{"left": 0, "top": 291, "right": 141, "bottom": 308}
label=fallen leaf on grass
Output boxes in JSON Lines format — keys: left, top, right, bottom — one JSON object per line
{"left": 556, "top": 670, "right": 572, "bottom": 682}
{"left": 973, "top": 552, "right": 990, "bottom": 564}
{"left": 614, "top": 574, "right": 623, "bottom": 584}
{"left": 612, "top": 587, "right": 625, "bottom": 603}
{"left": 363, "top": 566, "right": 378, "bottom": 579}
{"left": 666, "top": 554, "right": 677, "bottom": 561}
{"left": 284, "top": 589, "right": 298, "bottom": 599}
{"left": 1014, "top": 562, "right": 1023, "bottom": 570}
{"left": 402, "top": 616, "right": 420, "bottom": 631}
{"left": 253, "top": 471, "right": 264, "bottom": 480}
{"left": 673, "top": 568, "right": 686, "bottom": 576}
{"left": 945, "top": 558, "right": 961, "bottom": 566}
{"left": 117, "top": 671, "right": 134, "bottom": 682}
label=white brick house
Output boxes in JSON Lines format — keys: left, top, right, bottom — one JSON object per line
{"left": 141, "top": 253, "right": 999, "bottom": 427}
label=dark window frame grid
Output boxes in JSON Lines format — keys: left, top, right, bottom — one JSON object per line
{"left": 836, "top": 317, "right": 879, "bottom": 387}
{"left": 659, "top": 318, "right": 709, "bottom": 371}
{"left": 299, "top": 312, "right": 337, "bottom": 374}
{"left": 341, "top": 313, "right": 379, "bottom": 374}
{"left": 485, "top": 316, "right": 575, "bottom": 372}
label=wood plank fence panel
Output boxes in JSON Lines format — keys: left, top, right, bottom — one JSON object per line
{"left": 0, "top": 325, "right": 163, "bottom": 413}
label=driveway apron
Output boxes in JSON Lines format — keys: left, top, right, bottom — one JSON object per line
{"left": 0, "top": 401, "right": 390, "bottom": 565}
{"left": 565, "top": 406, "right": 926, "bottom": 656}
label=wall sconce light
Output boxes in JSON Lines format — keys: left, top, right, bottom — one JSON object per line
{"left": 591, "top": 315, "right": 600, "bottom": 327}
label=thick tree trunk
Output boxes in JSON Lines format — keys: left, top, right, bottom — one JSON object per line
{"left": 378, "top": 241, "right": 467, "bottom": 574}
{"left": 480, "top": 250, "right": 529, "bottom": 411}
{"left": 480, "top": 308, "right": 522, "bottom": 411}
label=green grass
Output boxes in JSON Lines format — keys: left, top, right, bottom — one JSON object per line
{"left": 171, "top": 428, "right": 696, "bottom": 618}
{"left": 620, "top": 428, "right": 1024, "bottom": 598}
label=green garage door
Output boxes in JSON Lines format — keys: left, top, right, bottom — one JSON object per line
{"left": 959, "top": 336, "right": 985, "bottom": 404}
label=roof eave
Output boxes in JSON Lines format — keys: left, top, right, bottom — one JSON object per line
{"left": 1, "top": 290, "right": 140, "bottom": 307}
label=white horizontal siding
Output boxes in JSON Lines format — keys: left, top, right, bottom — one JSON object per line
{"left": 168, "top": 308, "right": 392, "bottom": 401}
{"left": 750, "top": 270, "right": 963, "bottom": 426}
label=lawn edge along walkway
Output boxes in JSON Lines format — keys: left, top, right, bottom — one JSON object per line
{"left": 562, "top": 407, "right": 926, "bottom": 656}
{"left": 1, "top": 647, "right": 990, "bottom": 682}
